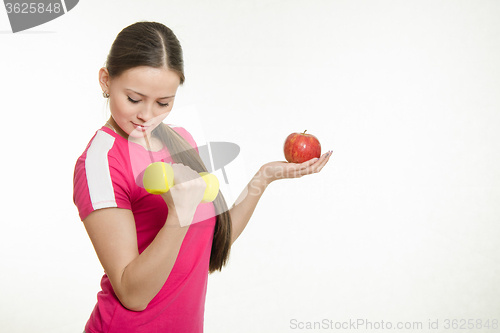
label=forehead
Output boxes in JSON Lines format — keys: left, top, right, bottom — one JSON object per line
{"left": 115, "top": 66, "right": 180, "bottom": 95}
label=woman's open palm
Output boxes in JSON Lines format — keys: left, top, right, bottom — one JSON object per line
{"left": 261, "top": 150, "right": 332, "bottom": 183}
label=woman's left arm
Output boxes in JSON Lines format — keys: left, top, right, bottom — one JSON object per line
{"left": 229, "top": 150, "right": 332, "bottom": 244}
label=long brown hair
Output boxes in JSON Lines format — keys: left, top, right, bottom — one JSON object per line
{"left": 105, "top": 21, "right": 231, "bottom": 273}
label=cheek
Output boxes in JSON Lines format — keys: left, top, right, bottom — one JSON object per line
{"left": 154, "top": 105, "right": 173, "bottom": 120}
{"left": 147, "top": 112, "right": 169, "bottom": 129}
{"left": 111, "top": 99, "right": 133, "bottom": 119}
{"left": 157, "top": 111, "right": 170, "bottom": 121}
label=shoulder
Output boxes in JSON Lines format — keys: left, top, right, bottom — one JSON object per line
{"left": 75, "top": 127, "right": 128, "bottom": 167}
{"left": 170, "top": 125, "right": 193, "bottom": 140}
{"left": 73, "top": 127, "right": 131, "bottom": 185}
{"left": 168, "top": 125, "right": 198, "bottom": 151}
{"left": 73, "top": 128, "right": 133, "bottom": 221}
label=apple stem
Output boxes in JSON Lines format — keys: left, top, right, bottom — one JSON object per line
{"left": 302, "top": 130, "right": 307, "bottom": 135}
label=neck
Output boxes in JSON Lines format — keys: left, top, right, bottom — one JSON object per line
{"left": 106, "top": 117, "right": 159, "bottom": 151}
{"left": 106, "top": 117, "right": 128, "bottom": 140}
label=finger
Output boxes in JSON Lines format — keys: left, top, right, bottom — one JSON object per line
{"left": 290, "top": 151, "right": 331, "bottom": 174}
{"left": 298, "top": 151, "right": 332, "bottom": 176}
{"left": 296, "top": 156, "right": 320, "bottom": 170}
{"left": 171, "top": 164, "right": 199, "bottom": 183}
{"left": 310, "top": 150, "right": 331, "bottom": 164}
{"left": 313, "top": 151, "right": 332, "bottom": 172}
{"left": 307, "top": 151, "right": 330, "bottom": 167}
{"left": 318, "top": 150, "right": 332, "bottom": 165}
{"left": 294, "top": 157, "right": 321, "bottom": 174}
{"left": 306, "top": 156, "right": 320, "bottom": 164}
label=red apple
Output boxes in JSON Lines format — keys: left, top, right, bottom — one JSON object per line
{"left": 284, "top": 130, "right": 321, "bottom": 163}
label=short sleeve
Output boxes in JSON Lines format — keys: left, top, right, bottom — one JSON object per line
{"left": 73, "top": 131, "right": 132, "bottom": 221}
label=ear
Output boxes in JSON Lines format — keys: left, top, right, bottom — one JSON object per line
{"left": 98, "top": 67, "right": 111, "bottom": 93}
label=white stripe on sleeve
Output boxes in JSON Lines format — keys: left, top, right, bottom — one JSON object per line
{"left": 85, "top": 131, "right": 118, "bottom": 210}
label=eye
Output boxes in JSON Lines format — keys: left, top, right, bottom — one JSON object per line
{"left": 128, "top": 96, "right": 169, "bottom": 107}
{"left": 127, "top": 96, "right": 139, "bottom": 104}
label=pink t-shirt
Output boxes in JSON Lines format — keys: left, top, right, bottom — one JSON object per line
{"left": 73, "top": 125, "right": 216, "bottom": 333}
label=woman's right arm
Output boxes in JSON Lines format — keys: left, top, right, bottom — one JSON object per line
{"left": 82, "top": 163, "right": 207, "bottom": 312}
{"left": 83, "top": 207, "right": 187, "bottom": 312}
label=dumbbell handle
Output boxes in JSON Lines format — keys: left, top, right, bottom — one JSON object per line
{"left": 143, "top": 162, "right": 219, "bottom": 203}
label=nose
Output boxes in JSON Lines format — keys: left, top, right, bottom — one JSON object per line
{"left": 137, "top": 104, "right": 154, "bottom": 122}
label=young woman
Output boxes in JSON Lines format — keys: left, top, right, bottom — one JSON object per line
{"left": 73, "top": 21, "right": 332, "bottom": 333}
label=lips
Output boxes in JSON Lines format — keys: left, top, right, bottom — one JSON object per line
{"left": 132, "top": 122, "right": 149, "bottom": 131}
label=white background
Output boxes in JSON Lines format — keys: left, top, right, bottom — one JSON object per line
{"left": 1, "top": 1, "right": 499, "bottom": 332}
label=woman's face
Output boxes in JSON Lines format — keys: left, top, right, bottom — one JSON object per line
{"left": 100, "top": 66, "right": 181, "bottom": 141}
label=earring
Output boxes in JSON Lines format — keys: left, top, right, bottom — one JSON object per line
{"left": 102, "top": 91, "right": 110, "bottom": 98}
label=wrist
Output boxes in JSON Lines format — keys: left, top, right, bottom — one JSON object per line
{"left": 166, "top": 205, "right": 198, "bottom": 227}
{"left": 164, "top": 211, "right": 190, "bottom": 228}
{"left": 259, "top": 164, "right": 276, "bottom": 185}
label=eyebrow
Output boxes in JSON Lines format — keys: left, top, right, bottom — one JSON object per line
{"left": 126, "top": 88, "right": 175, "bottom": 99}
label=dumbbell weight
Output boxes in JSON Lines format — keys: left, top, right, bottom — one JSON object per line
{"left": 143, "top": 162, "right": 219, "bottom": 203}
